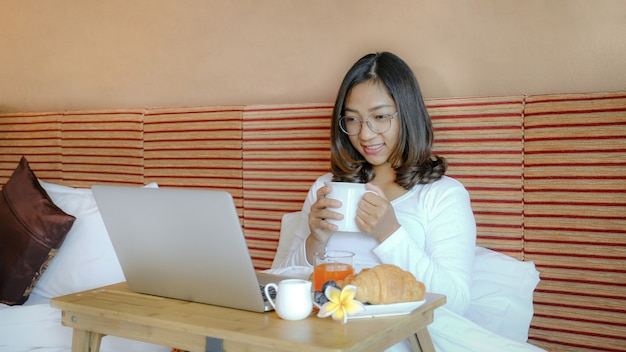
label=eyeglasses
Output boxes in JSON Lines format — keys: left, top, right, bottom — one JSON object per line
{"left": 338, "top": 111, "right": 398, "bottom": 136}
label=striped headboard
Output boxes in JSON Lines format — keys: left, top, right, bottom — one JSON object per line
{"left": 523, "top": 92, "right": 626, "bottom": 351}
{"left": 58, "top": 110, "right": 145, "bottom": 187}
{"left": 242, "top": 104, "right": 332, "bottom": 267}
{"left": 1, "top": 91, "right": 625, "bottom": 351}
{"left": 143, "top": 106, "right": 245, "bottom": 208}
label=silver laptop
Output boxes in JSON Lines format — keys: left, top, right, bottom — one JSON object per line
{"left": 92, "top": 185, "right": 291, "bottom": 312}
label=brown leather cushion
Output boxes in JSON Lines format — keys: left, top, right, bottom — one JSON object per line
{"left": 0, "top": 157, "right": 76, "bottom": 305}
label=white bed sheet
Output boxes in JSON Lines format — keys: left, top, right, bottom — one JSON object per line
{"left": 0, "top": 293, "right": 170, "bottom": 352}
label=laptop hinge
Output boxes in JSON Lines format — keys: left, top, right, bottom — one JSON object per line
{"left": 206, "top": 336, "right": 223, "bottom": 352}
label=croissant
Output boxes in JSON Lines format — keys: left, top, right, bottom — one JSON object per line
{"left": 339, "top": 264, "right": 425, "bottom": 305}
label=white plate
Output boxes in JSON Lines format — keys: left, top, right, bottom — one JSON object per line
{"left": 314, "top": 298, "right": 426, "bottom": 319}
{"left": 348, "top": 300, "right": 425, "bottom": 319}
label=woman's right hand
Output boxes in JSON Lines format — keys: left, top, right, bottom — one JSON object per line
{"left": 306, "top": 184, "right": 342, "bottom": 256}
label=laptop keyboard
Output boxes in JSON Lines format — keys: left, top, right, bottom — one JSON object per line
{"left": 260, "top": 285, "right": 276, "bottom": 302}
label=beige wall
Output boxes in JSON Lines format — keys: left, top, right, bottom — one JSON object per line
{"left": 1, "top": 0, "right": 625, "bottom": 112}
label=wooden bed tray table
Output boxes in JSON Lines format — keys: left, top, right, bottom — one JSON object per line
{"left": 51, "top": 282, "right": 446, "bottom": 352}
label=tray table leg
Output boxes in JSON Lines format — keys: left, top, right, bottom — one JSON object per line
{"left": 71, "top": 328, "right": 103, "bottom": 352}
{"left": 409, "top": 328, "right": 436, "bottom": 352}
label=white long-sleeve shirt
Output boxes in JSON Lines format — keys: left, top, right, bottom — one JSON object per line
{"left": 278, "top": 172, "right": 477, "bottom": 315}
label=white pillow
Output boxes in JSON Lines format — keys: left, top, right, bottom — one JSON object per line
{"left": 33, "top": 180, "right": 158, "bottom": 299}
{"left": 464, "top": 246, "right": 540, "bottom": 343}
{"left": 271, "top": 211, "right": 301, "bottom": 269}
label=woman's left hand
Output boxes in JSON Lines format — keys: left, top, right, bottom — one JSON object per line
{"left": 356, "top": 183, "right": 401, "bottom": 242}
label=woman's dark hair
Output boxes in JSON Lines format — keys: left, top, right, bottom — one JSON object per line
{"left": 330, "top": 52, "right": 447, "bottom": 189}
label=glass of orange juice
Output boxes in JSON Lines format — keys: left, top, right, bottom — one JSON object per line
{"left": 313, "top": 250, "right": 355, "bottom": 291}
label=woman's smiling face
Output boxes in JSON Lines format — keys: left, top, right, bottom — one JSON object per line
{"left": 343, "top": 81, "right": 400, "bottom": 168}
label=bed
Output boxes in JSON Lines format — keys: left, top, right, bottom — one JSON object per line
{"left": 2, "top": 92, "right": 625, "bottom": 351}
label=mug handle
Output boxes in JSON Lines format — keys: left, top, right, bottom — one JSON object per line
{"left": 264, "top": 283, "right": 278, "bottom": 310}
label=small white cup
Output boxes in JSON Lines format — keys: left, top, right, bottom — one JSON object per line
{"left": 264, "top": 279, "right": 313, "bottom": 321}
{"left": 324, "top": 181, "right": 366, "bottom": 232}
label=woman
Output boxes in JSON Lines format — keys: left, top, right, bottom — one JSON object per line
{"left": 281, "top": 51, "right": 475, "bottom": 314}
{"left": 277, "top": 52, "right": 544, "bottom": 351}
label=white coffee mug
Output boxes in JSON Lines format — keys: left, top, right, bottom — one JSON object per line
{"left": 324, "top": 181, "right": 367, "bottom": 232}
{"left": 264, "top": 279, "right": 313, "bottom": 320}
